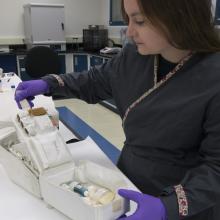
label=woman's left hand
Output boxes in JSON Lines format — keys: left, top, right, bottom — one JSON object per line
{"left": 118, "top": 189, "right": 167, "bottom": 220}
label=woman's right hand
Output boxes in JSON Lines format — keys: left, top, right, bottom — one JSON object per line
{"left": 14, "top": 79, "right": 49, "bottom": 109}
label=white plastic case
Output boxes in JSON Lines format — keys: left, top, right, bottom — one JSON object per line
{"left": 0, "top": 111, "right": 130, "bottom": 220}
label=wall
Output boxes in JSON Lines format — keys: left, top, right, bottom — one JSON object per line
{"left": 0, "top": 0, "right": 103, "bottom": 44}
{"left": 0, "top": 0, "right": 217, "bottom": 45}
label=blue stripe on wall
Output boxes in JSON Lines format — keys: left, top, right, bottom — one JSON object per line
{"left": 57, "top": 106, "right": 121, "bottom": 164}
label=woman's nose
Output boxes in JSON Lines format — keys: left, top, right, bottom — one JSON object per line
{"left": 126, "top": 23, "right": 135, "bottom": 38}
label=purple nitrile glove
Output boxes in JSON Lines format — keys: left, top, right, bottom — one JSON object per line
{"left": 118, "top": 189, "right": 167, "bottom": 220}
{"left": 15, "top": 79, "right": 49, "bottom": 109}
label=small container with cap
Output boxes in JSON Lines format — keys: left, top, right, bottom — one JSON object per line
{"left": 47, "top": 108, "right": 59, "bottom": 128}
{"left": 72, "top": 182, "right": 89, "bottom": 197}
{"left": 89, "top": 187, "right": 115, "bottom": 205}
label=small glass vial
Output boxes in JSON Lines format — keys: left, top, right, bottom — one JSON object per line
{"left": 47, "top": 108, "right": 59, "bottom": 128}
{"left": 71, "top": 182, "right": 89, "bottom": 197}
{"left": 89, "top": 187, "right": 115, "bottom": 205}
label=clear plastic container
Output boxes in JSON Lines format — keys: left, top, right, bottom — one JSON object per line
{"left": 47, "top": 108, "right": 59, "bottom": 128}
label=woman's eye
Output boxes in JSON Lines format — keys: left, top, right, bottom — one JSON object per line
{"left": 135, "top": 21, "right": 145, "bottom": 25}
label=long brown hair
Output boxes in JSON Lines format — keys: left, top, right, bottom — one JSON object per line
{"left": 121, "top": 0, "right": 220, "bottom": 52}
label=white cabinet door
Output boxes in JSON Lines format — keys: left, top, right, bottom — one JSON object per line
{"left": 24, "top": 4, "right": 66, "bottom": 44}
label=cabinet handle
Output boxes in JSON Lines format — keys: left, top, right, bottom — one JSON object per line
{"left": 61, "top": 23, "right": 64, "bottom": 30}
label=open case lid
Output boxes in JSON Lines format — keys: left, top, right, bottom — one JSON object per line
{"left": 28, "top": 130, "right": 73, "bottom": 173}
{"left": 12, "top": 109, "right": 74, "bottom": 175}
{"left": 0, "top": 120, "right": 19, "bottom": 149}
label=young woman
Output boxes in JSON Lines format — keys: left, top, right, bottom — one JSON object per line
{"left": 15, "top": 0, "right": 220, "bottom": 219}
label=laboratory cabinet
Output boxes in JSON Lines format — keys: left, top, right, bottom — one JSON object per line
{"left": 0, "top": 54, "right": 17, "bottom": 73}
{"left": 24, "top": 3, "right": 66, "bottom": 47}
{"left": 73, "top": 54, "right": 88, "bottom": 72}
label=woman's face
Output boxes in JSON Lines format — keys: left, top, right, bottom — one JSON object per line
{"left": 123, "top": 0, "right": 172, "bottom": 55}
